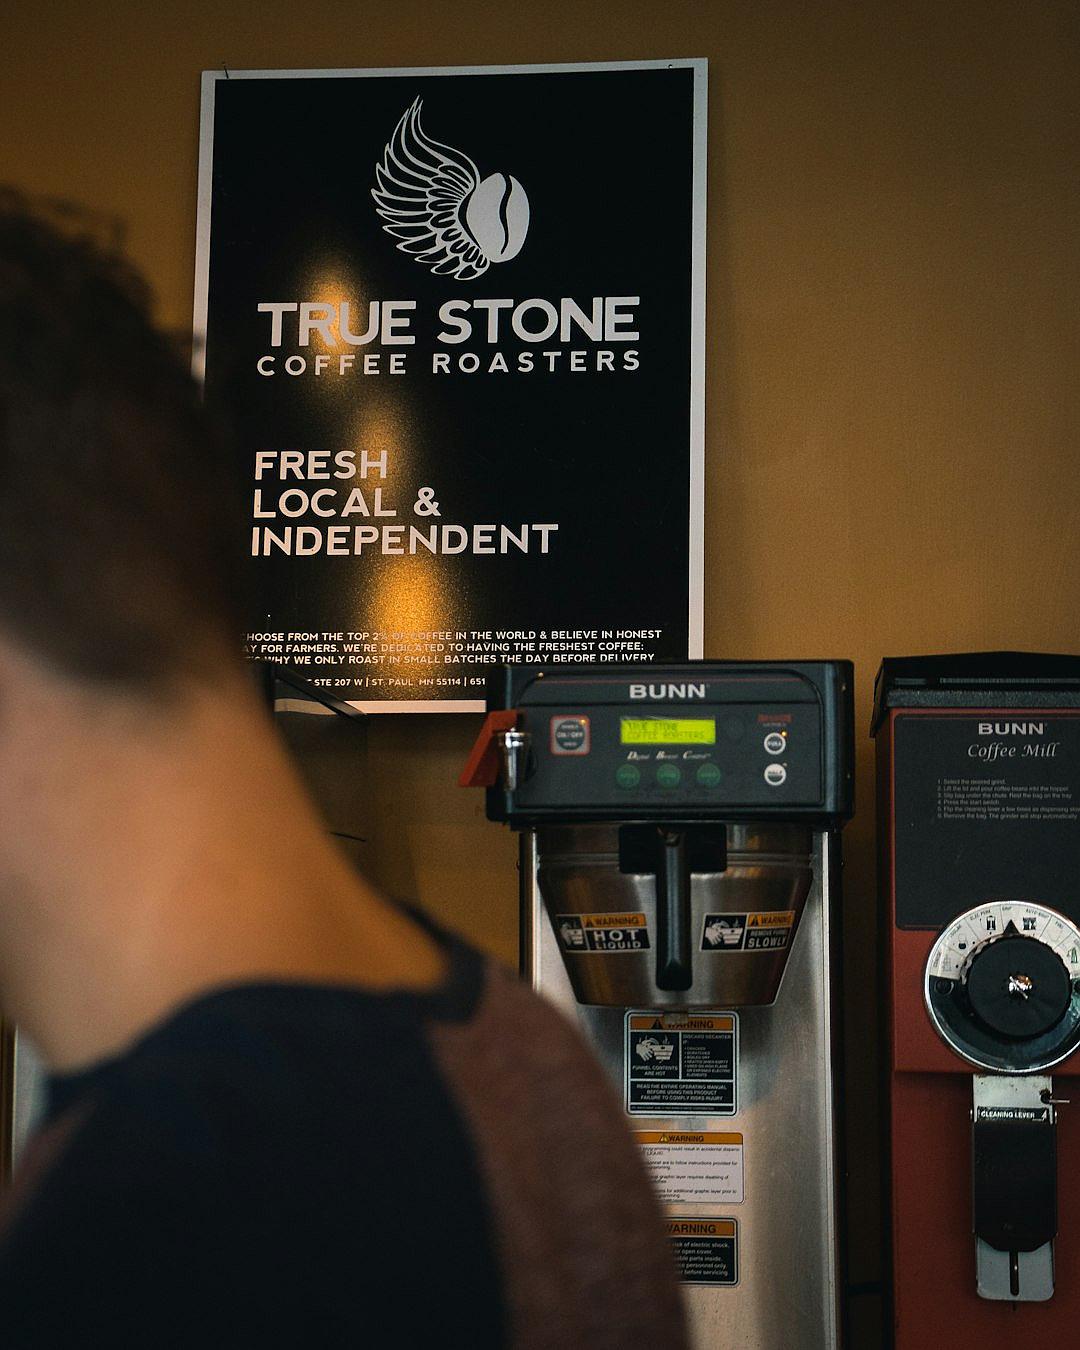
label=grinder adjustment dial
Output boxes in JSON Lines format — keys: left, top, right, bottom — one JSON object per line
{"left": 925, "top": 902, "right": 1080, "bottom": 1072}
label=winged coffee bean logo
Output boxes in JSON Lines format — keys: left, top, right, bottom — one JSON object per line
{"left": 372, "top": 98, "right": 530, "bottom": 281}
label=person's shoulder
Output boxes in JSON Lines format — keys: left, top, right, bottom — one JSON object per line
{"left": 0, "top": 1065, "right": 238, "bottom": 1344}
{"left": 0, "top": 976, "right": 511, "bottom": 1346}
{"left": 103, "top": 980, "right": 443, "bottom": 1141}
{"left": 13, "top": 983, "right": 431, "bottom": 1212}
{"left": 429, "top": 952, "right": 621, "bottom": 1104}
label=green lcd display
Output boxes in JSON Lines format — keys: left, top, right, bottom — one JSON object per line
{"left": 620, "top": 718, "right": 717, "bottom": 745}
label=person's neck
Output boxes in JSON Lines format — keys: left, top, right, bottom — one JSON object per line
{"left": 0, "top": 662, "right": 445, "bottom": 1072}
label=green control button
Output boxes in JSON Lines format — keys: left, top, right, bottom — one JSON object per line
{"left": 615, "top": 764, "right": 642, "bottom": 789}
{"left": 696, "top": 763, "right": 723, "bottom": 788}
{"left": 656, "top": 763, "right": 682, "bottom": 788}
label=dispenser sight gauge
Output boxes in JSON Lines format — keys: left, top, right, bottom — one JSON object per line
{"left": 925, "top": 902, "right": 1080, "bottom": 1073}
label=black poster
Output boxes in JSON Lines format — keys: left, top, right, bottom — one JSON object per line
{"left": 195, "top": 62, "right": 706, "bottom": 710}
{"left": 893, "top": 713, "right": 1080, "bottom": 929}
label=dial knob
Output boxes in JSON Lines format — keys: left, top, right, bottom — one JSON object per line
{"left": 925, "top": 901, "right": 1080, "bottom": 1073}
{"left": 963, "top": 934, "right": 1071, "bottom": 1039}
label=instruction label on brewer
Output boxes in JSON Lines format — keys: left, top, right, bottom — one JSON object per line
{"left": 667, "top": 1217, "right": 738, "bottom": 1286}
{"left": 701, "top": 910, "right": 795, "bottom": 952}
{"left": 636, "top": 1131, "right": 744, "bottom": 1204}
{"left": 625, "top": 1012, "right": 737, "bottom": 1116}
{"left": 556, "top": 912, "right": 650, "bottom": 952}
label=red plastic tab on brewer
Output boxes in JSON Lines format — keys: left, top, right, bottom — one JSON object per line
{"left": 459, "top": 710, "right": 520, "bottom": 788}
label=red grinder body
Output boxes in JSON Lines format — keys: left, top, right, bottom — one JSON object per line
{"left": 875, "top": 653, "right": 1080, "bottom": 1346}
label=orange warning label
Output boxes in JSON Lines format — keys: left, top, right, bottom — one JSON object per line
{"left": 557, "top": 913, "right": 650, "bottom": 953}
{"left": 667, "top": 1219, "right": 737, "bottom": 1239}
{"left": 626, "top": 1010, "right": 738, "bottom": 1116}
{"left": 635, "top": 1131, "right": 742, "bottom": 1146}
{"left": 582, "top": 913, "right": 647, "bottom": 930}
{"left": 669, "top": 1215, "right": 739, "bottom": 1285}
{"left": 628, "top": 1014, "right": 735, "bottom": 1033}
{"left": 638, "top": 1131, "right": 745, "bottom": 1205}
{"left": 747, "top": 910, "right": 796, "bottom": 929}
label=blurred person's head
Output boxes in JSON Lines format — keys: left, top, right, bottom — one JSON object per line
{"left": 0, "top": 189, "right": 245, "bottom": 700}
{"left": 0, "top": 194, "right": 439, "bottom": 1068}
{"left": 0, "top": 193, "right": 276, "bottom": 1054}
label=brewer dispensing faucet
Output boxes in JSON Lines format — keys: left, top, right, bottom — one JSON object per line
{"left": 496, "top": 728, "right": 532, "bottom": 792}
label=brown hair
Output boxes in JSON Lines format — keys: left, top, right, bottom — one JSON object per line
{"left": 0, "top": 190, "right": 245, "bottom": 692}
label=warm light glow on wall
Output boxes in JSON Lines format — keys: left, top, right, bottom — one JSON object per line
{"left": 369, "top": 554, "right": 459, "bottom": 638}
{"left": 348, "top": 394, "right": 414, "bottom": 478}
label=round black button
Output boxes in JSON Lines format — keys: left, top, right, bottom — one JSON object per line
{"left": 964, "top": 935, "right": 1072, "bottom": 1040}
{"left": 553, "top": 718, "right": 586, "bottom": 751}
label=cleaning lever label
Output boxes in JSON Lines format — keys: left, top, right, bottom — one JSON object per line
{"left": 976, "top": 1106, "right": 1051, "bottom": 1123}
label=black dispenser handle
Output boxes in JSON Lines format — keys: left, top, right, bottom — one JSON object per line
{"left": 656, "top": 830, "right": 693, "bottom": 991}
{"left": 618, "top": 825, "right": 727, "bottom": 994}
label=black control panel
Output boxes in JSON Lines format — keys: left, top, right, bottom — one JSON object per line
{"left": 485, "top": 661, "right": 854, "bottom": 824}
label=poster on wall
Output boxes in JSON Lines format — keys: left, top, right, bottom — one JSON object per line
{"left": 194, "top": 60, "right": 706, "bottom": 711}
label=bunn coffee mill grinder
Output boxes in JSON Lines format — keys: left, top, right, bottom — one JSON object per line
{"left": 874, "top": 652, "right": 1080, "bottom": 1347}
{"left": 463, "top": 659, "right": 854, "bottom": 1349}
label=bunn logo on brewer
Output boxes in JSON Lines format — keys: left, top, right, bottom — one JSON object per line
{"left": 978, "top": 722, "right": 1045, "bottom": 735}
{"left": 629, "top": 684, "right": 707, "bottom": 700}
{"left": 372, "top": 98, "right": 529, "bottom": 281}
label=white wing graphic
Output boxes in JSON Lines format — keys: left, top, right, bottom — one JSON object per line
{"left": 372, "top": 99, "right": 490, "bottom": 281}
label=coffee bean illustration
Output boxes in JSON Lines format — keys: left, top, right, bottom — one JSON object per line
{"left": 465, "top": 172, "right": 530, "bottom": 263}
{"left": 373, "top": 100, "right": 531, "bottom": 281}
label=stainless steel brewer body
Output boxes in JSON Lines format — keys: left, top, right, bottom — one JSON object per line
{"left": 467, "top": 660, "right": 854, "bottom": 1350}
{"left": 525, "top": 829, "right": 843, "bottom": 1349}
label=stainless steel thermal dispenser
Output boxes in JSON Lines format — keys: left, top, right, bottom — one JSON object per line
{"left": 464, "top": 660, "right": 854, "bottom": 1350}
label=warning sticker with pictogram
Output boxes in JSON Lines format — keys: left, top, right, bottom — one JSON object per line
{"left": 635, "top": 1131, "right": 744, "bottom": 1204}
{"left": 624, "top": 1012, "right": 737, "bottom": 1116}
{"left": 701, "top": 910, "right": 795, "bottom": 952}
{"left": 556, "top": 912, "right": 650, "bottom": 953}
{"left": 667, "top": 1217, "right": 738, "bottom": 1286}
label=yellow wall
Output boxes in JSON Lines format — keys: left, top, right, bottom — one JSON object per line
{"left": 4, "top": 3, "right": 1079, "bottom": 1343}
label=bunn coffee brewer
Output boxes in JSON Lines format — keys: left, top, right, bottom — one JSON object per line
{"left": 463, "top": 660, "right": 854, "bottom": 1349}
{"left": 873, "top": 653, "right": 1080, "bottom": 1345}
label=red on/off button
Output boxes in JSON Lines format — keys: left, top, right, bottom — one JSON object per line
{"left": 551, "top": 716, "right": 590, "bottom": 755}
